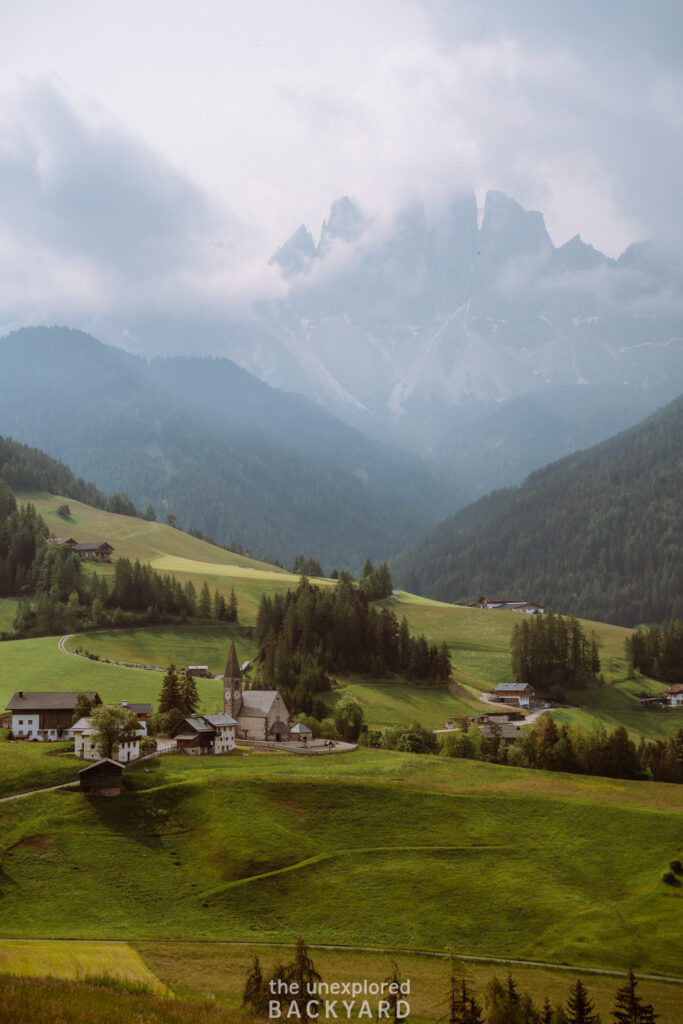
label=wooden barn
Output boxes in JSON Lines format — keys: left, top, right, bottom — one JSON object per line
{"left": 492, "top": 682, "right": 536, "bottom": 708}
{"left": 6, "top": 690, "right": 102, "bottom": 741}
{"left": 72, "top": 542, "right": 114, "bottom": 561}
{"left": 78, "top": 758, "right": 124, "bottom": 796}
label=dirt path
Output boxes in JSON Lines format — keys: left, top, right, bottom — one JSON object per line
{"left": 0, "top": 781, "right": 78, "bottom": 803}
{"left": 57, "top": 634, "right": 163, "bottom": 673}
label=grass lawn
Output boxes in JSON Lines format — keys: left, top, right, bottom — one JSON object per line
{"left": 328, "top": 677, "right": 480, "bottom": 729}
{"left": 0, "top": 598, "right": 19, "bottom": 632}
{"left": 64, "top": 623, "right": 257, "bottom": 677}
{"left": 136, "top": 941, "right": 683, "bottom": 1024}
{"left": 0, "top": 635, "right": 225, "bottom": 718}
{"left": 0, "top": 940, "right": 168, "bottom": 995}
{"left": 0, "top": 749, "right": 681, "bottom": 977}
{"left": 0, "top": 740, "right": 80, "bottom": 798}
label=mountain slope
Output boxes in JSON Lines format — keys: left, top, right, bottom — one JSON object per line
{"left": 0, "top": 326, "right": 459, "bottom": 568}
{"left": 394, "top": 395, "right": 683, "bottom": 625}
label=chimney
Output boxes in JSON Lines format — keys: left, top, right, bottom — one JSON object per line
{"left": 121, "top": 700, "right": 128, "bottom": 707}
{"left": 18, "top": 690, "right": 23, "bottom": 698}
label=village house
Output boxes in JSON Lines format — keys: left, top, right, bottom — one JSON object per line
{"left": 46, "top": 537, "right": 77, "bottom": 547}
{"left": 186, "top": 665, "right": 212, "bottom": 678}
{"left": 666, "top": 684, "right": 683, "bottom": 707}
{"left": 71, "top": 541, "right": 114, "bottom": 561}
{"left": 120, "top": 700, "right": 153, "bottom": 725}
{"left": 172, "top": 712, "right": 237, "bottom": 754}
{"left": 6, "top": 690, "right": 102, "bottom": 741}
{"left": 492, "top": 682, "right": 536, "bottom": 708}
{"left": 468, "top": 595, "right": 545, "bottom": 613}
{"left": 71, "top": 712, "right": 146, "bottom": 763}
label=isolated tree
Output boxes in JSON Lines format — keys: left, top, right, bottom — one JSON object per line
{"left": 333, "top": 693, "right": 364, "bottom": 742}
{"left": 566, "top": 979, "right": 600, "bottom": 1024}
{"left": 57, "top": 503, "right": 71, "bottom": 518}
{"left": 72, "top": 691, "right": 95, "bottom": 724}
{"left": 242, "top": 955, "right": 268, "bottom": 1016}
{"left": 179, "top": 668, "right": 200, "bottom": 716}
{"left": 158, "top": 664, "right": 181, "bottom": 714}
{"left": 90, "top": 704, "right": 139, "bottom": 759}
{"left": 165, "top": 512, "right": 177, "bottom": 528}
{"left": 611, "top": 970, "right": 657, "bottom": 1023}
{"left": 145, "top": 503, "right": 156, "bottom": 521}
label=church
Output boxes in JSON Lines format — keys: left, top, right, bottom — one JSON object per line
{"left": 223, "top": 642, "right": 291, "bottom": 742}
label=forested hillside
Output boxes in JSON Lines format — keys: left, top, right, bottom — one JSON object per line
{"left": 0, "top": 326, "right": 460, "bottom": 569}
{"left": 395, "top": 395, "right": 683, "bottom": 625}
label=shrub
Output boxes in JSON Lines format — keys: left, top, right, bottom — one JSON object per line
{"left": 669, "top": 859, "right": 682, "bottom": 874}
{"left": 661, "top": 870, "right": 678, "bottom": 885}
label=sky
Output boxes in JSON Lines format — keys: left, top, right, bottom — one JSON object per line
{"left": 0, "top": 0, "right": 681, "bottom": 323}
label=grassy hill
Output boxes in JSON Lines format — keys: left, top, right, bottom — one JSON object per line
{"left": 0, "top": 750, "right": 681, "bottom": 978}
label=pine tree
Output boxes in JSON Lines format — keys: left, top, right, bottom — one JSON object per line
{"left": 242, "top": 955, "right": 268, "bottom": 1015}
{"left": 158, "top": 664, "right": 181, "bottom": 714}
{"left": 611, "top": 969, "right": 657, "bottom": 1023}
{"left": 284, "top": 939, "right": 321, "bottom": 1024}
{"left": 227, "top": 586, "right": 239, "bottom": 622}
{"left": 198, "top": 580, "right": 212, "bottom": 618}
{"left": 566, "top": 979, "right": 600, "bottom": 1024}
{"left": 180, "top": 669, "right": 200, "bottom": 716}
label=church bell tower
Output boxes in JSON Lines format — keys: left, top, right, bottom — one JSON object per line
{"left": 223, "top": 642, "right": 243, "bottom": 718}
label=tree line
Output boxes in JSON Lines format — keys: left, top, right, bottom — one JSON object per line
{"left": 395, "top": 394, "right": 683, "bottom": 627}
{"left": 252, "top": 575, "right": 451, "bottom": 719}
{"left": 511, "top": 612, "right": 601, "bottom": 700}
{"left": 625, "top": 620, "right": 683, "bottom": 684}
{"left": 242, "top": 940, "right": 659, "bottom": 1023}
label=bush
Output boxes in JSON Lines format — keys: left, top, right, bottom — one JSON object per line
{"left": 669, "top": 859, "right": 682, "bottom": 874}
{"left": 661, "top": 870, "right": 678, "bottom": 885}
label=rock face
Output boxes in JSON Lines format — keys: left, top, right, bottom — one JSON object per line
{"left": 249, "top": 190, "right": 683, "bottom": 493}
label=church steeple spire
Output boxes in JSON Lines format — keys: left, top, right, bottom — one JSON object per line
{"left": 223, "top": 642, "right": 243, "bottom": 718}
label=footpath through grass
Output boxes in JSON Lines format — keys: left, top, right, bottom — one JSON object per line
{"left": 0, "top": 749, "right": 681, "bottom": 977}
{"left": 0, "top": 741, "right": 79, "bottom": 799}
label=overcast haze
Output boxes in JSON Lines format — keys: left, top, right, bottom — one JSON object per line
{"left": 0, "top": 0, "right": 682, "bottom": 323}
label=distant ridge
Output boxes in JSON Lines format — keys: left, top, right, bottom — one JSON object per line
{"left": 394, "top": 395, "right": 683, "bottom": 626}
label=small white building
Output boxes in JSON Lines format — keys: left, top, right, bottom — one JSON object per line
{"left": 72, "top": 716, "right": 146, "bottom": 763}
{"left": 666, "top": 685, "right": 683, "bottom": 707}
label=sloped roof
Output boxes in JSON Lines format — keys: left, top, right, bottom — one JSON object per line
{"left": 6, "top": 691, "right": 100, "bottom": 711}
{"left": 78, "top": 758, "right": 123, "bottom": 775}
{"left": 239, "top": 705, "right": 268, "bottom": 718}
{"left": 72, "top": 542, "right": 113, "bottom": 552}
{"left": 224, "top": 642, "right": 242, "bottom": 680}
{"left": 204, "top": 713, "right": 238, "bottom": 727}
{"left": 243, "top": 690, "right": 278, "bottom": 712}
{"left": 120, "top": 703, "right": 153, "bottom": 714}
{"left": 71, "top": 717, "right": 96, "bottom": 734}
{"left": 290, "top": 722, "right": 312, "bottom": 734}
{"left": 493, "top": 683, "right": 532, "bottom": 692}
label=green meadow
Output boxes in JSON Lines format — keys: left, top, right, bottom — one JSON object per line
{"left": 0, "top": 741, "right": 79, "bottom": 798}
{"left": 0, "top": 940, "right": 168, "bottom": 994}
{"left": 0, "top": 750, "right": 681, "bottom": 978}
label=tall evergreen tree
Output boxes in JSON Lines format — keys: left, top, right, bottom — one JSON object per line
{"left": 198, "top": 580, "right": 212, "bottom": 618}
{"left": 179, "top": 669, "right": 200, "bottom": 716}
{"left": 566, "top": 979, "right": 600, "bottom": 1024}
{"left": 611, "top": 970, "right": 657, "bottom": 1023}
{"left": 158, "top": 664, "right": 181, "bottom": 714}
{"left": 242, "top": 955, "right": 268, "bottom": 1016}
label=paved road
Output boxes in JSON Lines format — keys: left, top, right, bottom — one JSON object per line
{"left": 0, "top": 781, "right": 78, "bottom": 803}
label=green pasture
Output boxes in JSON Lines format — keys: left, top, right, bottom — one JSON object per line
{"left": 0, "top": 740, "right": 79, "bottom": 798}
{"left": 0, "top": 598, "right": 19, "bottom": 632}
{"left": 328, "top": 677, "right": 481, "bottom": 729}
{"left": 0, "top": 635, "right": 225, "bottom": 719}
{"left": 0, "top": 750, "right": 681, "bottom": 976}
{"left": 64, "top": 623, "right": 256, "bottom": 677}
{"left": 0, "top": 940, "right": 168, "bottom": 995}
{"left": 137, "top": 941, "right": 683, "bottom": 1024}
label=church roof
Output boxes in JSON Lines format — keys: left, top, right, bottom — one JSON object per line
{"left": 242, "top": 690, "right": 279, "bottom": 712}
{"left": 224, "top": 642, "right": 242, "bottom": 680}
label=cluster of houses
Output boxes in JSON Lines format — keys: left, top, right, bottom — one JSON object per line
{"left": 5, "top": 690, "right": 151, "bottom": 762}
{"left": 47, "top": 537, "right": 114, "bottom": 560}
{"left": 467, "top": 594, "right": 545, "bottom": 614}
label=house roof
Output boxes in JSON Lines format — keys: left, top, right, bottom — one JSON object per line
{"left": 239, "top": 705, "right": 268, "bottom": 718}
{"left": 72, "top": 542, "right": 113, "bottom": 553}
{"left": 480, "top": 723, "right": 521, "bottom": 740}
{"left": 71, "top": 717, "right": 96, "bottom": 734}
{"left": 204, "top": 713, "right": 238, "bottom": 728}
{"left": 493, "top": 683, "right": 532, "bottom": 693}
{"left": 187, "top": 666, "right": 209, "bottom": 671}
{"left": 78, "top": 758, "right": 123, "bottom": 775}
{"left": 120, "top": 702, "right": 153, "bottom": 714}
{"left": 47, "top": 537, "right": 77, "bottom": 545}
{"left": 290, "top": 722, "right": 312, "bottom": 734}
{"left": 6, "top": 691, "right": 100, "bottom": 711}
{"left": 667, "top": 684, "right": 683, "bottom": 694}
{"left": 224, "top": 642, "right": 242, "bottom": 680}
